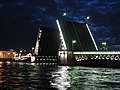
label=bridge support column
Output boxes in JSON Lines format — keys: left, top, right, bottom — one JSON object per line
{"left": 58, "top": 51, "right": 73, "bottom": 65}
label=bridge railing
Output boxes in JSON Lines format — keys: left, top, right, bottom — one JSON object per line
{"left": 73, "top": 51, "right": 120, "bottom": 61}
{"left": 73, "top": 51, "right": 120, "bottom": 55}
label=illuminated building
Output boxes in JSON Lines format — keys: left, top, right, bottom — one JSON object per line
{"left": 0, "top": 50, "right": 16, "bottom": 59}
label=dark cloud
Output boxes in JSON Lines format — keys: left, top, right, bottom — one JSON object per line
{"left": 0, "top": 0, "right": 120, "bottom": 50}
{"left": 54, "top": 0, "right": 64, "bottom": 4}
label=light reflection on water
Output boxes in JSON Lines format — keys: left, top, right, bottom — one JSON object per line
{"left": 50, "top": 66, "right": 71, "bottom": 90}
{"left": 0, "top": 61, "right": 120, "bottom": 90}
{"left": 70, "top": 66, "right": 120, "bottom": 90}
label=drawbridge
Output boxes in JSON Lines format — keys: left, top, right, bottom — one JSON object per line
{"left": 34, "top": 19, "right": 120, "bottom": 66}
{"left": 56, "top": 19, "right": 120, "bottom": 65}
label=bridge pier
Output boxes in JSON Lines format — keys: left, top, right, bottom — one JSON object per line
{"left": 58, "top": 51, "right": 73, "bottom": 65}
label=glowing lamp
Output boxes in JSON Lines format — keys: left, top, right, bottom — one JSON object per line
{"left": 72, "top": 40, "right": 77, "bottom": 44}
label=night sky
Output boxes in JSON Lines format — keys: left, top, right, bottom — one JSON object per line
{"left": 0, "top": 0, "right": 120, "bottom": 51}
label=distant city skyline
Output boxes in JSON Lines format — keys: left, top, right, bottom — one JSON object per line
{"left": 0, "top": 0, "right": 120, "bottom": 51}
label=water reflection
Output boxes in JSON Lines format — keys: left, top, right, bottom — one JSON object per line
{"left": 0, "top": 62, "right": 57, "bottom": 90}
{"left": 51, "top": 66, "right": 71, "bottom": 90}
{"left": 0, "top": 61, "right": 120, "bottom": 90}
{"left": 69, "top": 66, "right": 120, "bottom": 90}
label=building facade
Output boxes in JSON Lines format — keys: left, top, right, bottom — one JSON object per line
{"left": 0, "top": 50, "right": 16, "bottom": 59}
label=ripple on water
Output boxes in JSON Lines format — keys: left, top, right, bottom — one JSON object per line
{"left": 0, "top": 62, "right": 120, "bottom": 89}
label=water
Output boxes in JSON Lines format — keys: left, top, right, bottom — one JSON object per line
{"left": 0, "top": 61, "right": 120, "bottom": 90}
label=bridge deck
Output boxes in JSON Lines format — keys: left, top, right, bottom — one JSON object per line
{"left": 73, "top": 51, "right": 120, "bottom": 55}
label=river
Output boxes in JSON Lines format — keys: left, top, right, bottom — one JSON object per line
{"left": 0, "top": 61, "right": 120, "bottom": 90}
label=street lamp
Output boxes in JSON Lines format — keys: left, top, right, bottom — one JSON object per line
{"left": 19, "top": 50, "right": 22, "bottom": 57}
{"left": 72, "top": 40, "right": 77, "bottom": 51}
{"left": 32, "top": 47, "right": 34, "bottom": 55}
{"left": 102, "top": 42, "right": 107, "bottom": 46}
{"left": 84, "top": 16, "right": 90, "bottom": 24}
{"left": 101, "top": 42, "right": 107, "bottom": 50}
{"left": 86, "top": 16, "right": 90, "bottom": 20}
{"left": 20, "top": 50, "right": 22, "bottom": 53}
{"left": 62, "top": 12, "right": 67, "bottom": 16}
{"left": 84, "top": 16, "right": 90, "bottom": 20}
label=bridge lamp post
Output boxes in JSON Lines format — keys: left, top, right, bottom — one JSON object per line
{"left": 84, "top": 16, "right": 90, "bottom": 24}
{"left": 86, "top": 16, "right": 90, "bottom": 20}
{"left": 32, "top": 47, "right": 34, "bottom": 55}
{"left": 72, "top": 40, "right": 77, "bottom": 52}
{"left": 102, "top": 42, "right": 107, "bottom": 50}
{"left": 62, "top": 12, "right": 67, "bottom": 16}
{"left": 19, "top": 50, "right": 22, "bottom": 57}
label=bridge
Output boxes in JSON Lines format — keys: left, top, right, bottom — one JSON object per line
{"left": 75, "top": 51, "right": 120, "bottom": 61}
{"left": 56, "top": 19, "right": 120, "bottom": 66}
{"left": 34, "top": 19, "right": 120, "bottom": 66}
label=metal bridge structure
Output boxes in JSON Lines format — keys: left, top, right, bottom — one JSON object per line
{"left": 74, "top": 51, "right": 120, "bottom": 61}
{"left": 34, "top": 19, "right": 120, "bottom": 66}
{"left": 34, "top": 28, "right": 42, "bottom": 55}
{"left": 34, "top": 26, "right": 60, "bottom": 56}
{"left": 56, "top": 19, "right": 120, "bottom": 65}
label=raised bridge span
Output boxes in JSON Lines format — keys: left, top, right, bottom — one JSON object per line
{"left": 34, "top": 19, "right": 120, "bottom": 67}
{"left": 56, "top": 19, "right": 120, "bottom": 66}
